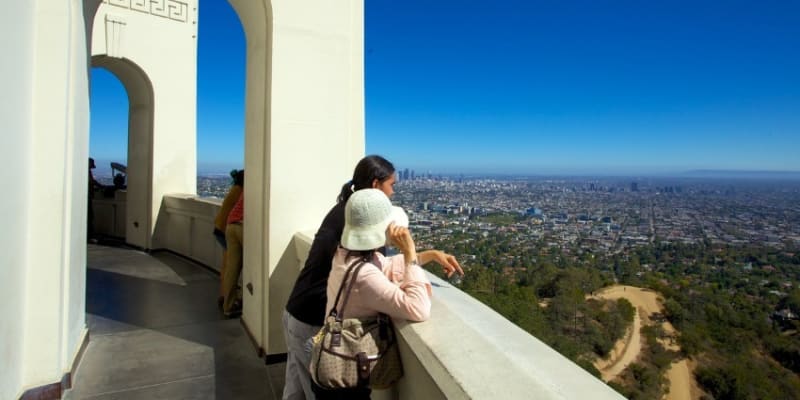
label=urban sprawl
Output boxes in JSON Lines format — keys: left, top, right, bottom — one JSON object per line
{"left": 196, "top": 173, "right": 800, "bottom": 259}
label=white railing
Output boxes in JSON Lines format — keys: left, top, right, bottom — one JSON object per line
{"left": 152, "top": 194, "right": 224, "bottom": 271}
{"left": 93, "top": 190, "right": 127, "bottom": 238}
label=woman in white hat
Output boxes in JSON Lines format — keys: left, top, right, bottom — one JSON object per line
{"left": 330, "top": 188, "right": 431, "bottom": 322}
{"left": 314, "top": 188, "right": 431, "bottom": 399}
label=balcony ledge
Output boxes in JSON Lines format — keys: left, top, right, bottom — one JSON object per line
{"left": 395, "top": 273, "right": 624, "bottom": 399}
{"left": 293, "top": 231, "right": 624, "bottom": 400}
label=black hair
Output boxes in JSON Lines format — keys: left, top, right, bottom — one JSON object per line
{"left": 232, "top": 169, "right": 244, "bottom": 186}
{"left": 337, "top": 155, "right": 395, "bottom": 203}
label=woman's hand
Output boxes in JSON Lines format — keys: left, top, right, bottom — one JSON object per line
{"left": 419, "top": 250, "right": 464, "bottom": 277}
{"left": 387, "top": 223, "right": 416, "bottom": 265}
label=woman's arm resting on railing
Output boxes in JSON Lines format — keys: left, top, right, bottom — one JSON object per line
{"left": 418, "top": 250, "right": 463, "bottom": 277}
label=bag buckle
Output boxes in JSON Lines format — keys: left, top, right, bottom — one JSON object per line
{"left": 356, "top": 352, "right": 370, "bottom": 381}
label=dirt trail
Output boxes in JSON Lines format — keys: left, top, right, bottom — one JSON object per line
{"left": 592, "top": 285, "right": 698, "bottom": 400}
{"left": 594, "top": 305, "right": 642, "bottom": 381}
{"left": 665, "top": 360, "right": 691, "bottom": 399}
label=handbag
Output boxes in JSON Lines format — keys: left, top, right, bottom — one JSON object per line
{"left": 310, "top": 258, "right": 404, "bottom": 389}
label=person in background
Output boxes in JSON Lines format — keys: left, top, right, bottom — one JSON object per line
{"left": 222, "top": 190, "right": 244, "bottom": 318}
{"left": 87, "top": 158, "right": 104, "bottom": 243}
{"left": 281, "top": 155, "right": 463, "bottom": 400}
{"left": 214, "top": 169, "right": 244, "bottom": 307}
{"left": 113, "top": 173, "right": 126, "bottom": 190}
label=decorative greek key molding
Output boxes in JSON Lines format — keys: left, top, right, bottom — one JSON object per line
{"left": 103, "top": 0, "right": 190, "bottom": 23}
{"left": 105, "top": 14, "right": 127, "bottom": 58}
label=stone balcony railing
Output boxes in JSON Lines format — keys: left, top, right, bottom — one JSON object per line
{"left": 152, "top": 194, "right": 226, "bottom": 271}
{"left": 292, "top": 230, "right": 625, "bottom": 399}
{"left": 131, "top": 195, "right": 626, "bottom": 399}
{"left": 92, "top": 189, "right": 128, "bottom": 239}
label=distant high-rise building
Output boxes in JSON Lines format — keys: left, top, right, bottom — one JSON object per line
{"left": 403, "top": 168, "right": 409, "bottom": 181}
{"left": 631, "top": 182, "right": 638, "bottom": 192}
{"left": 410, "top": 170, "right": 415, "bottom": 180}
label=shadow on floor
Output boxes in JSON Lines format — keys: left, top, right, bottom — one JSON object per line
{"left": 65, "top": 245, "right": 285, "bottom": 400}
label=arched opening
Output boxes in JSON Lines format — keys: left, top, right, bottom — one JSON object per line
{"left": 90, "top": 55, "right": 155, "bottom": 249}
{"left": 226, "top": 0, "right": 274, "bottom": 356}
{"left": 88, "top": 66, "right": 129, "bottom": 240}
{"left": 83, "top": 0, "right": 364, "bottom": 359}
{"left": 197, "top": 0, "right": 246, "bottom": 196}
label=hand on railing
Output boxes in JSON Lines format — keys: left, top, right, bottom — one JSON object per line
{"left": 419, "top": 250, "right": 464, "bottom": 278}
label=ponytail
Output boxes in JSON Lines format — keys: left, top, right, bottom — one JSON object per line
{"left": 337, "top": 155, "right": 395, "bottom": 203}
{"left": 337, "top": 180, "right": 355, "bottom": 204}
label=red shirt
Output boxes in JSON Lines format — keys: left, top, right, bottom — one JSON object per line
{"left": 226, "top": 193, "right": 244, "bottom": 224}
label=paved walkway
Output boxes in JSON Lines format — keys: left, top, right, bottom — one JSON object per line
{"left": 64, "top": 244, "right": 285, "bottom": 399}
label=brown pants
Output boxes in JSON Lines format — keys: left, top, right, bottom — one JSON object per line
{"left": 222, "top": 222, "right": 243, "bottom": 313}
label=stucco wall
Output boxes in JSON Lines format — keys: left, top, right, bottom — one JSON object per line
{"left": 0, "top": 0, "right": 90, "bottom": 397}
{"left": 263, "top": 0, "right": 365, "bottom": 354}
{"left": 91, "top": 0, "right": 198, "bottom": 249}
{"left": 227, "top": 0, "right": 365, "bottom": 354}
{"left": 152, "top": 195, "right": 225, "bottom": 271}
{"left": 64, "top": 0, "right": 92, "bottom": 377}
{"left": 0, "top": 2, "right": 35, "bottom": 398}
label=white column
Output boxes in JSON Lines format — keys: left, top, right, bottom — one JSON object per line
{"left": 0, "top": 0, "right": 90, "bottom": 396}
{"left": 229, "top": 0, "right": 365, "bottom": 354}
{"left": 0, "top": 1, "right": 37, "bottom": 398}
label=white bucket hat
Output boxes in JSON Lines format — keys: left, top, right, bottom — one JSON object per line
{"left": 390, "top": 206, "right": 409, "bottom": 228}
{"left": 341, "top": 189, "right": 394, "bottom": 251}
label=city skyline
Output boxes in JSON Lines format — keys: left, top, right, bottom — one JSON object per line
{"left": 90, "top": 1, "right": 800, "bottom": 175}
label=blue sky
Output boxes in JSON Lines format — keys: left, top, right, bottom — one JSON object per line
{"left": 90, "top": 0, "right": 800, "bottom": 176}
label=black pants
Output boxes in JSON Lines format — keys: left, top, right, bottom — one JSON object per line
{"left": 311, "top": 382, "right": 371, "bottom": 400}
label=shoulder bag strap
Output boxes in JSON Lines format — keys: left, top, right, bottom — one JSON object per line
{"left": 336, "top": 259, "right": 369, "bottom": 321}
{"left": 328, "top": 257, "right": 365, "bottom": 319}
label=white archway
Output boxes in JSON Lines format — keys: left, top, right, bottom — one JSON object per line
{"left": 91, "top": 55, "right": 154, "bottom": 247}
{"left": 89, "top": 0, "right": 198, "bottom": 249}
{"left": 1, "top": 1, "right": 365, "bottom": 395}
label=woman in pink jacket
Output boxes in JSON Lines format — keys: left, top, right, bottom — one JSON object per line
{"left": 314, "top": 188, "right": 431, "bottom": 399}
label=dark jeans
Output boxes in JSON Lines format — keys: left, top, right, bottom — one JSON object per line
{"left": 311, "top": 382, "right": 371, "bottom": 400}
{"left": 213, "top": 228, "right": 227, "bottom": 249}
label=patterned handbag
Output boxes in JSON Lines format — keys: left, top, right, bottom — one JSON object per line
{"left": 310, "top": 259, "right": 404, "bottom": 389}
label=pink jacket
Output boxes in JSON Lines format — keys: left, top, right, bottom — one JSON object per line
{"left": 326, "top": 247, "right": 432, "bottom": 322}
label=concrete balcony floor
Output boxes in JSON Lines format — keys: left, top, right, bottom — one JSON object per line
{"left": 64, "top": 244, "right": 285, "bottom": 399}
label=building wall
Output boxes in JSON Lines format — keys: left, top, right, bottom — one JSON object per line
{"left": 91, "top": 0, "right": 198, "bottom": 249}
{"left": 0, "top": 2, "right": 35, "bottom": 398}
{"left": 64, "top": 0, "right": 92, "bottom": 378}
{"left": 0, "top": 1, "right": 363, "bottom": 397}
{"left": 264, "top": 0, "right": 365, "bottom": 353}
{"left": 227, "top": 0, "right": 365, "bottom": 354}
{"left": 0, "top": 0, "right": 90, "bottom": 397}
{"left": 152, "top": 195, "right": 225, "bottom": 271}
